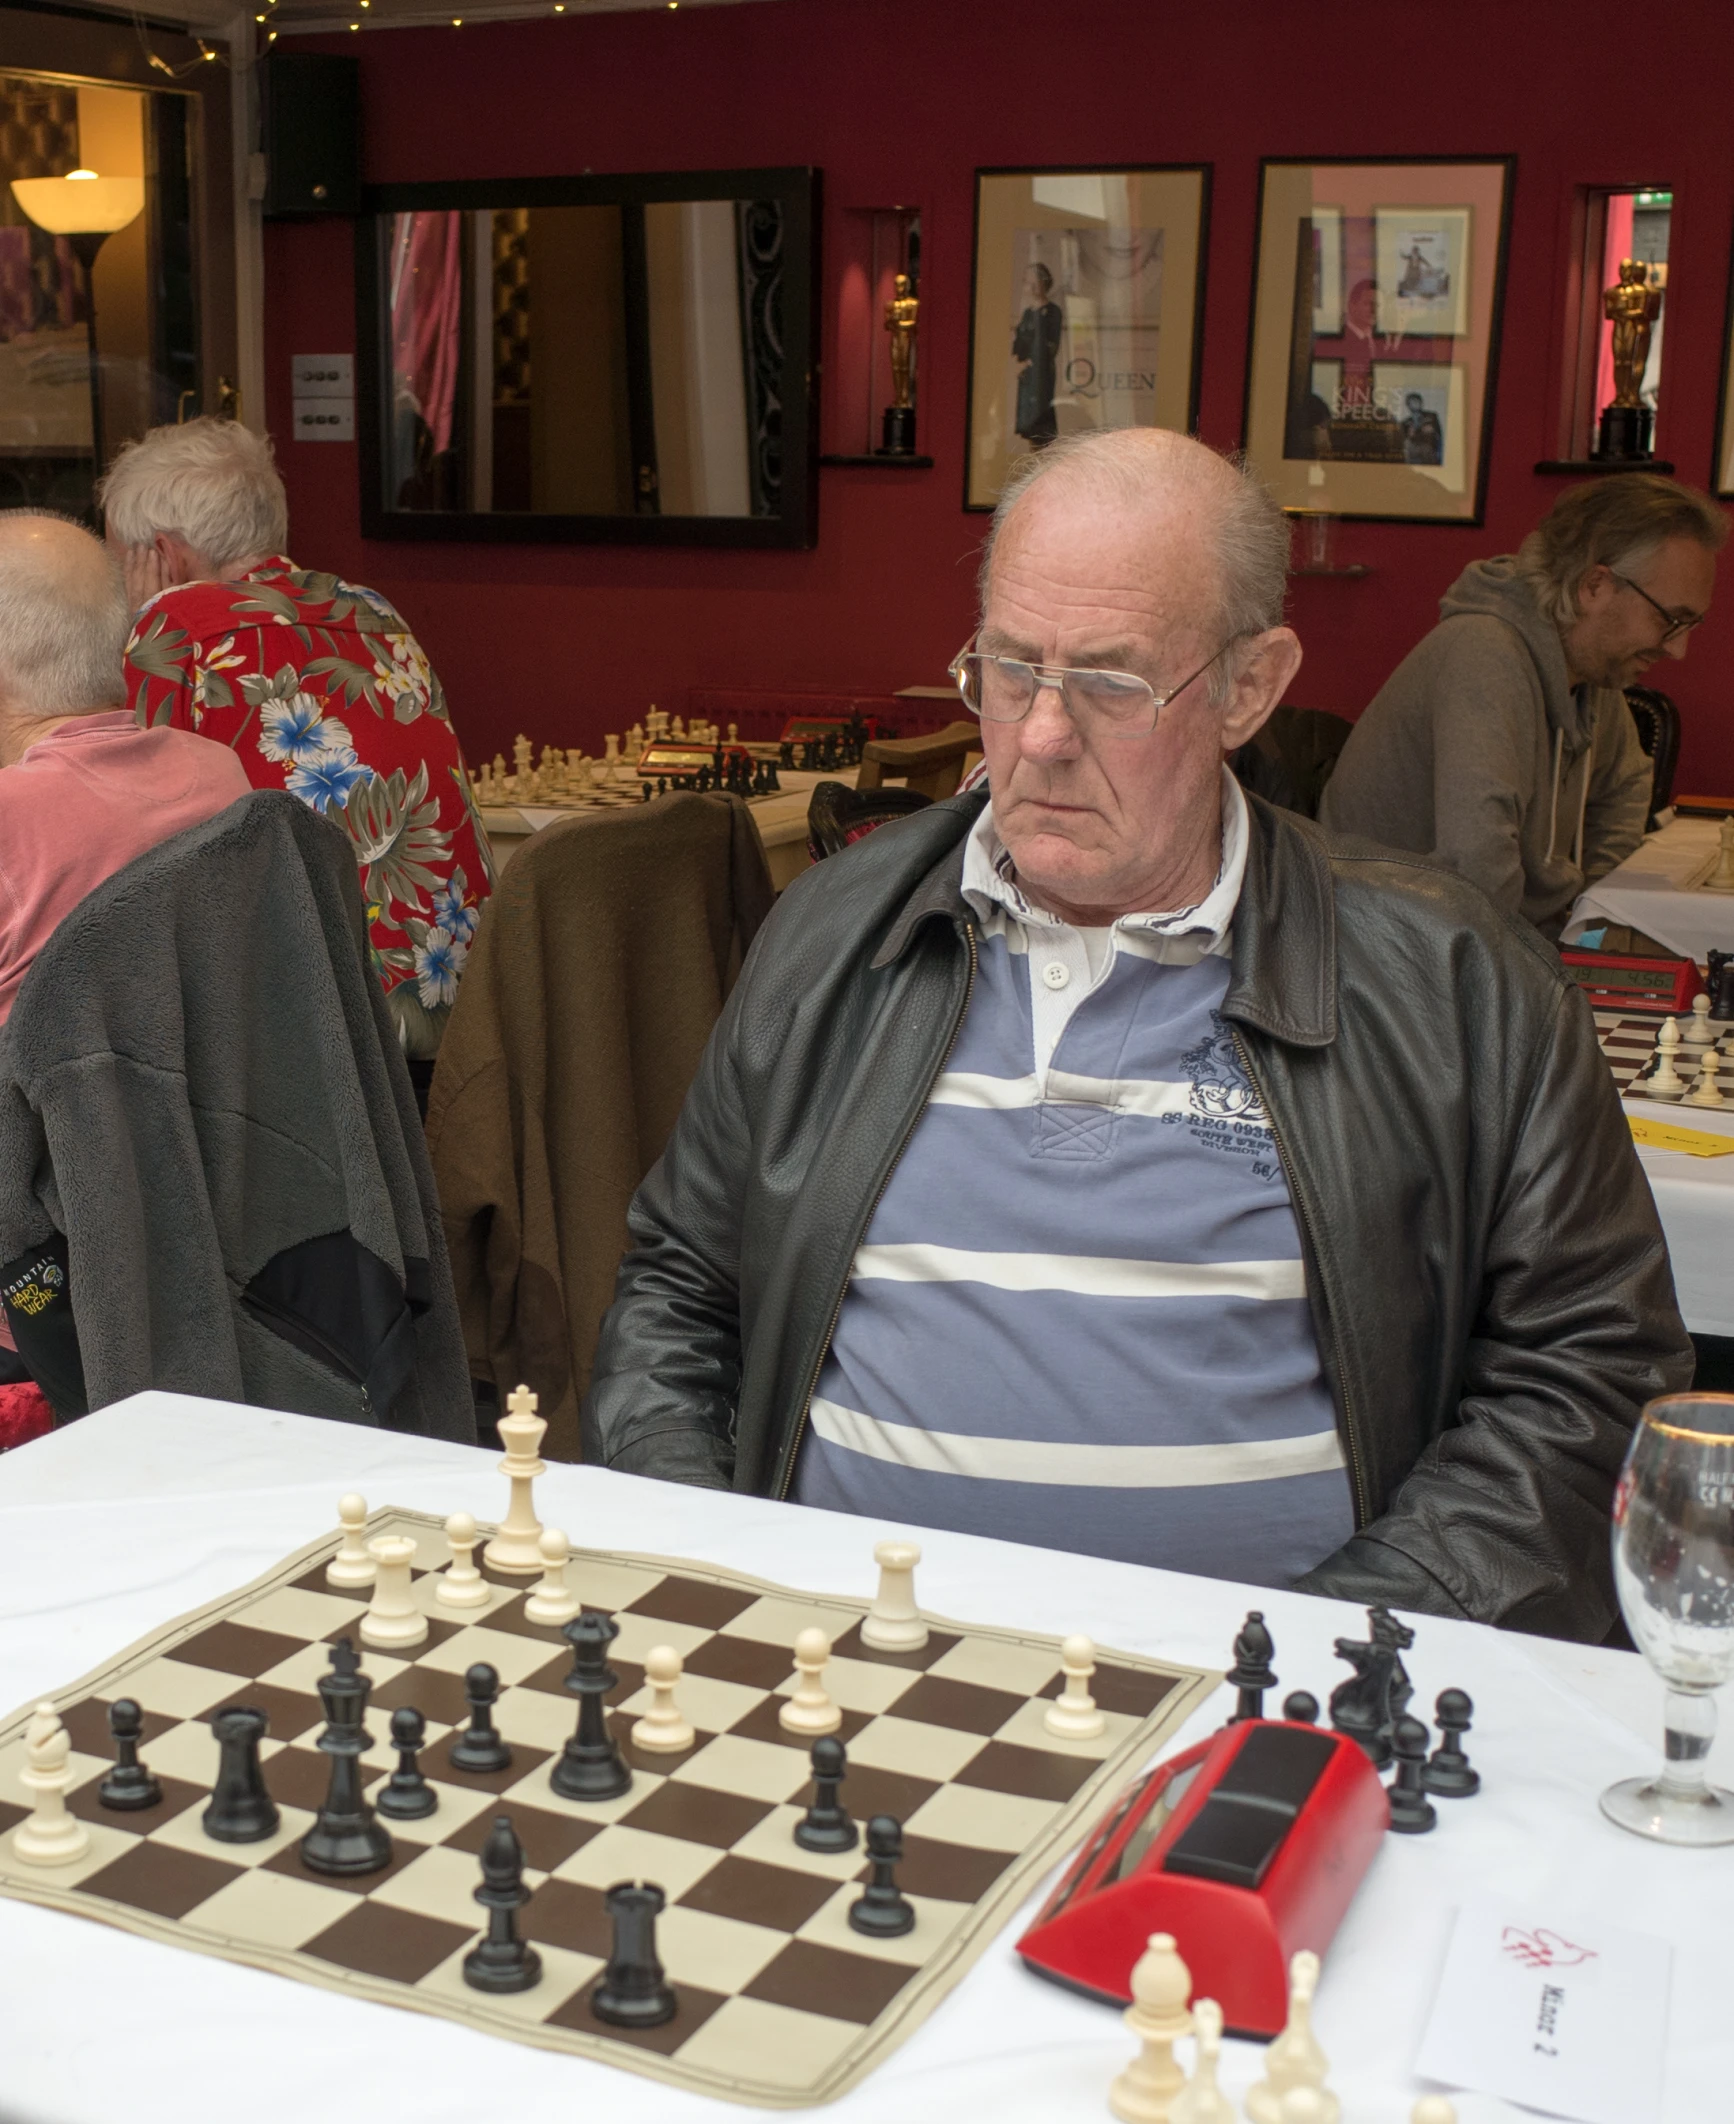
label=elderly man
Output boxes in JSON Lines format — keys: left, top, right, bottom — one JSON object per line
{"left": 1321, "top": 474, "right": 1725, "bottom": 938}
{"left": 100, "top": 418, "right": 492, "bottom": 1056}
{"left": 584, "top": 429, "right": 1690, "bottom": 1643}
{"left": 0, "top": 510, "right": 249, "bottom": 1389}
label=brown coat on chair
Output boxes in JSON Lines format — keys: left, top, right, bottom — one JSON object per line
{"left": 426, "top": 792, "right": 774, "bottom": 1459}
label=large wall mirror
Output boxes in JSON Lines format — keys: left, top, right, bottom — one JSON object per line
{"left": 356, "top": 167, "right": 818, "bottom": 548}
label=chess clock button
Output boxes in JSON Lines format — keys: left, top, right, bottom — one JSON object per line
{"left": 1042, "top": 962, "right": 1070, "bottom": 990}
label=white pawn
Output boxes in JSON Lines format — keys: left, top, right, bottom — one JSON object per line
{"left": 1411, "top": 2103, "right": 1457, "bottom": 2124}
{"left": 1683, "top": 992, "right": 1714, "bottom": 1046}
{"left": 524, "top": 1527, "right": 580, "bottom": 1625}
{"left": 1687, "top": 1048, "right": 1725, "bottom": 1108}
{"left": 1647, "top": 1017, "right": 1686, "bottom": 1099}
{"left": 437, "top": 1511, "right": 490, "bottom": 1608}
{"left": 632, "top": 1645, "right": 696, "bottom": 1754}
{"left": 1170, "top": 1997, "right": 1232, "bottom": 2124}
{"left": 1108, "top": 1931, "right": 1193, "bottom": 2124}
{"left": 360, "top": 1534, "right": 427, "bottom": 1650}
{"left": 1278, "top": 2095, "right": 1329, "bottom": 2124}
{"left": 12, "top": 1704, "right": 90, "bottom": 1867}
{"left": 483, "top": 1383, "right": 546, "bottom": 1575}
{"left": 779, "top": 1626, "right": 842, "bottom": 1735}
{"left": 862, "top": 1539, "right": 927, "bottom": 1653}
{"left": 1044, "top": 1634, "right": 1107, "bottom": 1740}
{"left": 1245, "top": 1950, "right": 1338, "bottom": 2124}
{"left": 326, "top": 1493, "right": 375, "bottom": 1588}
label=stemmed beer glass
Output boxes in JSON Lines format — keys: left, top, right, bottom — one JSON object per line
{"left": 1602, "top": 1393, "right": 1734, "bottom": 1844}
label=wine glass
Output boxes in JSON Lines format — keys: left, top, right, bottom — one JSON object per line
{"left": 1602, "top": 1392, "right": 1734, "bottom": 1844}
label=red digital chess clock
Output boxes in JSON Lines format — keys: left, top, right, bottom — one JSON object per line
{"left": 1017, "top": 1718, "right": 1387, "bottom": 2037}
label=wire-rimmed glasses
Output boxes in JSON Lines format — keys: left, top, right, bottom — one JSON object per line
{"left": 1601, "top": 1393, "right": 1734, "bottom": 1844}
{"left": 948, "top": 636, "right": 1233, "bottom": 738}
{"left": 1608, "top": 569, "right": 1707, "bottom": 647}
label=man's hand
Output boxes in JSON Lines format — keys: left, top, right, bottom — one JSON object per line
{"left": 121, "top": 542, "right": 170, "bottom": 615}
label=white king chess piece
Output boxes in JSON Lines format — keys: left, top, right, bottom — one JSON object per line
{"left": 1043, "top": 1634, "right": 1107, "bottom": 1740}
{"left": 1108, "top": 1931, "right": 1193, "bottom": 2124}
{"left": 12, "top": 1704, "right": 91, "bottom": 1867}
{"left": 861, "top": 1540, "right": 927, "bottom": 1652}
{"left": 483, "top": 1384, "right": 547, "bottom": 1574}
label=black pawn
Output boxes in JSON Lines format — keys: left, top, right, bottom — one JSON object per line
{"left": 795, "top": 1735, "right": 858, "bottom": 1855}
{"left": 551, "top": 1612, "right": 631, "bottom": 1802}
{"left": 448, "top": 1663, "right": 513, "bottom": 1775}
{"left": 99, "top": 1698, "right": 163, "bottom": 1812}
{"left": 1227, "top": 1610, "right": 1277, "bottom": 1723}
{"left": 203, "top": 1706, "right": 279, "bottom": 1842}
{"left": 301, "top": 1638, "right": 393, "bottom": 1877}
{"left": 1424, "top": 1688, "right": 1481, "bottom": 1798}
{"left": 1281, "top": 1690, "right": 1319, "bottom": 1726}
{"left": 593, "top": 1880, "right": 677, "bottom": 2027}
{"left": 462, "top": 1815, "right": 542, "bottom": 1994}
{"left": 377, "top": 1705, "right": 438, "bottom": 1820}
{"left": 849, "top": 1815, "right": 915, "bottom": 1938}
{"left": 1386, "top": 1715, "right": 1437, "bottom": 1835}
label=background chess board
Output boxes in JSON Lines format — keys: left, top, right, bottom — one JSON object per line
{"left": 0, "top": 1512, "right": 1214, "bottom": 2108}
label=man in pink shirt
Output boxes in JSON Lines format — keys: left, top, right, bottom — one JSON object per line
{"left": 0, "top": 512, "right": 250, "bottom": 1025}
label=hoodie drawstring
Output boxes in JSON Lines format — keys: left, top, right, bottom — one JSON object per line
{"left": 1573, "top": 742, "right": 1590, "bottom": 870}
{"left": 1546, "top": 727, "right": 1563, "bottom": 863}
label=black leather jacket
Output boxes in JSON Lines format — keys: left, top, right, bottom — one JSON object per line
{"left": 584, "top": 791, "right": 1691, "bottom": 1641}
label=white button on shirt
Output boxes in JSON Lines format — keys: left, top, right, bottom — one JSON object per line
{"left": 1041, "top": 962, "right": 1069, "bottom": 991}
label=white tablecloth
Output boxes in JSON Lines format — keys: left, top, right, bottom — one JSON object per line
{"left": 1564, "top": 815, "right": 1734, "bottom": 962}
{"left": 1626, "top": 1092, "right": 1734, "bottom": 1336}
{"left": 1, "top": 1396, "right": 1728, "bottom": 2124}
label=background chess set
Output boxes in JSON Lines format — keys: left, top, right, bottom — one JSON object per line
{"left": 1595, "top": 1008, "right": 1734, "bottom": 1097}
{"left": 471, "top": 710, "right": 786, "bottom": 812}
{"left": 0, "top": 1510, "right": 1214, "bottom": 2108}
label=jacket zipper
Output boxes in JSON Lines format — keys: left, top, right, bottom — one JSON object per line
{"left": 1228, "top": 1024, "right": 1371, "bottom": 1529}
{"left": 241, "top": 1288, "right": 375, "bottom": 1421}
{"left": 774, "top": 923, "right": 979, "bottom": 1500}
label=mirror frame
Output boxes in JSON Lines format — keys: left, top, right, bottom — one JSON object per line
{"left": 354, "top": 165, "right": 820, "bottom": 548}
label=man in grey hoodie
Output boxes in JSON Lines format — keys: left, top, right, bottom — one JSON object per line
{"left": 1320, "top": 475, "right": 1725, "bottom": 937}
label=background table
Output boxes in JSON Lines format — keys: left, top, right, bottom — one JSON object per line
{"left": 2, "top": 1395, "right": 1729, "bottom": 2124}
{"left": 1564, "top": 814, "right": 1734, "bottom": 962}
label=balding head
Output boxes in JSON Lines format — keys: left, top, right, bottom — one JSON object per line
{"left": 981, "top": 429, "right": 1292, "bottom": 688}
{"left": 0, "top": 512, "right": 130, "bottom": 721}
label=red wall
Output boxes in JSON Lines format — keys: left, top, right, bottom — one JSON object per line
{"left": 267, "top": 0, "right": 1734, "bottom": 791}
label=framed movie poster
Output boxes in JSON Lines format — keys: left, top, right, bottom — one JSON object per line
{"left": 1244, "top": 159, "right": 1513, "bottom": 523}
{"left": 965, "top": 165, "right": 1210, "bottom": 512}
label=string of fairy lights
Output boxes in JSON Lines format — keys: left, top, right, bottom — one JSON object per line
{"left": 242, "top": 0, "right": 683, "bottom": 39}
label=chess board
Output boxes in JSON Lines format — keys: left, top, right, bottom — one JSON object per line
{"left": 0, "top": 1512, "right": 1214, "bottom": 2108}
{"left": 1596, "top": 1009, "right": 1733, "bottom": 1098}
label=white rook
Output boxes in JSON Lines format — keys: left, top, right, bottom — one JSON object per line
{"left": 861, "top": 1540, "right": 928, "bottom": 1653}
{"left": 360, "top": 1534, "right": 427, "bottom": 1650}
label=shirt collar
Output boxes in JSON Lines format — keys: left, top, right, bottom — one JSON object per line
{"left": 960, "top": 765, "right": 1249, "bottom": 951}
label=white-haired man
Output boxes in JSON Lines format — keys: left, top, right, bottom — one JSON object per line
{"left": 1322, "top": 474, "right": 1726, "bottom": 939}
{"left": 583, "top": 428, "right": 1690, "bottom": 1643}
{"left": 101, "top": 418, "right": 492, "bottom": 1056}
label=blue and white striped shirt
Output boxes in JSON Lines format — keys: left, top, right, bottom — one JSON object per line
{"left": 790, "top": 778, "right": 1355, "bottom": 1587}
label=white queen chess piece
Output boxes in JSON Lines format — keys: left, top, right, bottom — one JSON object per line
{"left": 779, "top": 1627, "right": 843, "bottom": 1736}
{"left": 12, "top": 1704, "right": 91, "bottom": 1867}
{"left": 483, "top": 1384, "right": 547, "bottom": 1574}
{"left": 862, "top": 1540, "right": 927, "bottom": 1652}
{"left": 1108, "top": 1931, "right": 1193, "bottom": 2124}
{"left": 1044, "top": 1634, "right": 1107, "bottom": 1740}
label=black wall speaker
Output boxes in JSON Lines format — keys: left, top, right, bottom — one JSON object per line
{"left": 261, "top": 52, "right": 361, "bottom": 220}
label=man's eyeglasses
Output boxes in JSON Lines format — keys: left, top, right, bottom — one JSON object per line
{"left": 1609, "top": 569, "right": 1707, "bottom": 647}
{"left": 948, "top": 636, "right": 1234, "bottom": 737}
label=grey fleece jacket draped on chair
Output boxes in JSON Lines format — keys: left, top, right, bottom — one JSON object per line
{"left": 0, "top": 789, "right": 475, "bottom": 1437}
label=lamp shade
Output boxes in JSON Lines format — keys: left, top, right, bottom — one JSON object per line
{"left": 10, "top": 172, "right": 145, "bottom": 237}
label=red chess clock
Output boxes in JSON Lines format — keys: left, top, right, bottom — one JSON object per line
{"left": 1016, "top": 1717, "right": 1388, "bottom": 2037}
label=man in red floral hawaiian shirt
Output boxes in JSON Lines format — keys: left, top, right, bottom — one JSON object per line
{"left": 103, "top": 418, "right": 493, "bottom": 1057}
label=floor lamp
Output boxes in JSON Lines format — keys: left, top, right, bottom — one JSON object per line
{"left": 10, "top": 170, "right": 146, "bottom": 475}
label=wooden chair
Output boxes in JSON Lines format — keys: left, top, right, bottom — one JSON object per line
{"left": 855, "top": 720, "right": 982, "bottom": 801}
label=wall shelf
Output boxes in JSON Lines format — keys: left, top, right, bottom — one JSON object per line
{"left": 1290, "top": 564, "right": 1372, "bottom": 579}
{"left": 1535, "top": 458, "right": 1675, "bottom": 476}
{"left": 820, "top": 453, "right": 935, "bottom": 469}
